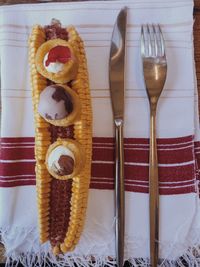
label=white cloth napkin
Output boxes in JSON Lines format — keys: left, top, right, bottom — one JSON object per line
{"left": 1, "top": 0, "right": 200, "bottom": 266}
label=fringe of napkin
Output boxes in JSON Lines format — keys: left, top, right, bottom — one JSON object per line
{"left": 1, "top": 223, "right": 200, "bottom": 267}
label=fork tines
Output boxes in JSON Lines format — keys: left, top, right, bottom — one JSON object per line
{"left": 141, "top": 24, "right": 165, "bottom": 58}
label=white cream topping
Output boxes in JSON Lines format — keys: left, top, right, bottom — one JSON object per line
{"left": 48, "top": 145, "right": 75, "bottom": 173}
{"left": 43, "top": 53, "right": 64, "bottom": 73}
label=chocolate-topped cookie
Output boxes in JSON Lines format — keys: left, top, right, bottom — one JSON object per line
{"left": 47, "top": 145, "right": 75, "bottom": 176}
{"left": 38, "top": 85, "right": 73, "bottom": 120}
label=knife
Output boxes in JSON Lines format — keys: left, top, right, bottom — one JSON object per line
{"left": 109, "top": 7, "right": 127, "bottom": 267}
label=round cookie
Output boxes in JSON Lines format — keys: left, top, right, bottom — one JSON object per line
{"left": 37, "top": 84, "right": 81, "bottom": 126}
{"left": 45, "top": 139, "right": 85, "bottom": 180}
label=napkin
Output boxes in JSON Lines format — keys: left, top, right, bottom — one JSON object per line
{"left": 0, "top": 0, "right": 200, "bottom": 266}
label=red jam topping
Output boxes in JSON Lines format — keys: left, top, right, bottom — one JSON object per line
{"left": 45, "top": 46, "right": 71, "bottom": 67}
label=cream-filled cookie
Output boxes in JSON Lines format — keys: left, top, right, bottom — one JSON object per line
{"left": 37, "top": 84, "right": 80, "bottom": 126}
{"left": 47, "top": 145, "right": 75, "bottom": 176}
{"left": 46, "top": 139, "right": 85, "bottom": 180}
{"left": 35, "top": 39, "right": 78, "bottom": 83}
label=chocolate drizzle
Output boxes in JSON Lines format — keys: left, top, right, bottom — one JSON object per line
{"left": 52, "top": 86, "right": 73, "bottom": 115}
{"left": 48, "top": 124, "right": 74, "bottom": 247}
{"left": 57, "top": 155, "right": 74, "bottom": 176}
{"left": 49, "top": 179, "right": 72, "bottom": 247}
{"left": 49, "top": 125, "right": 74, "bottom": 143}
{"left": 45, "top": 113, "right": 53, "bottom": 120}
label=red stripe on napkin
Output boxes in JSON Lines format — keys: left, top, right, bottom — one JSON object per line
{"left": 0, "top": 136, "right": 198, "bottom": 195}
{"left": 0, "top": 162, "right": 35, "bottom": 176}
{"left": 90, "top": 182, "right": 195, "bottom": 195}
{"left": 194, "top": 141, "right": 200, "bottom": 194}
{"left": 1, "top": 147, "right": 34, "bottom": 160}
{"left": 91, "top": 163, "right": 195, "bottom": 182}
{"left": 0, "top": 180, "right": 36, "bottom": 188}
{"left": 93, "top": 146, "right": 193, "bottom": 164}
{"left": 1, "top": 137, "right": 34, "bottom": 143}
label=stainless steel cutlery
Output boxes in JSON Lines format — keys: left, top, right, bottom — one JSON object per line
{"left": 109, "top": 7, "right": 127, "bottom": 267}
{"left": 141, "top": 24, "right": 167, "bottom": 267}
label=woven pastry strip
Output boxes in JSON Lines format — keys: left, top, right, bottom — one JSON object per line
{"left": 29, "top": 25, "right": 52, "bottom": 244}
{"left": 29, "top": 25, "right": 92, "bottom": 254}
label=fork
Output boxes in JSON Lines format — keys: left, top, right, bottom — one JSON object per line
{"left": 141, "top": 24, "right": 167, "bottom": 267}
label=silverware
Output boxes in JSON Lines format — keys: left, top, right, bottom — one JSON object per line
{"left": 109, "top": 7, "right": 127, "bottom": 267}
{"left": 141, "top": 24, "right": 167, "bottom": 267}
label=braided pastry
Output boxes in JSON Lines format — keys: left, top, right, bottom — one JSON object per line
{"left": 29, "top": 19, "right": 92, "bottom": 255}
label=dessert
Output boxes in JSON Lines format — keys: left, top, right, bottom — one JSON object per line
{"left": 48, "top": 146, "right": 75, "bottom": 175}
{"left": 38, "top": 85, "right": 73, "bottom": 120}
{"left": 36, "top": 39, "right": 78, "bottom": 83}
{"left": 29, "top": 19, "right": 92, "bottom": 254}
{"left": 38, "top": 84, "right": 81, "bottom": 126}
{"left": 46, "top": 139, "right": 85, "bottom": 180}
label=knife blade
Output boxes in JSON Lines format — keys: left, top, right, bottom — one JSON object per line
{"left": 109, "top": 7, "right": 127, "bottom": 267}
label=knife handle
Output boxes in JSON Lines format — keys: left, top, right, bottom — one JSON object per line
{"left": 115, "top": 119, "right": 125, "bottom": 267}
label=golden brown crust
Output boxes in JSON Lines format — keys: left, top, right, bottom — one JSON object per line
{"left": 35, "top": 39, "right": 78, "bottom": 84}
{"left": 29, "top": 25, "right": 52, "bottom": 244}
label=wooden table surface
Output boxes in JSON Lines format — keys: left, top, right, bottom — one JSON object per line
{"left": 0, "top": 0, "right": 199, "bottom": 265}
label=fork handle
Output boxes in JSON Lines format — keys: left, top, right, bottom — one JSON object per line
{"left": 149, "top": 106, "right": 159, "bottom": 267}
